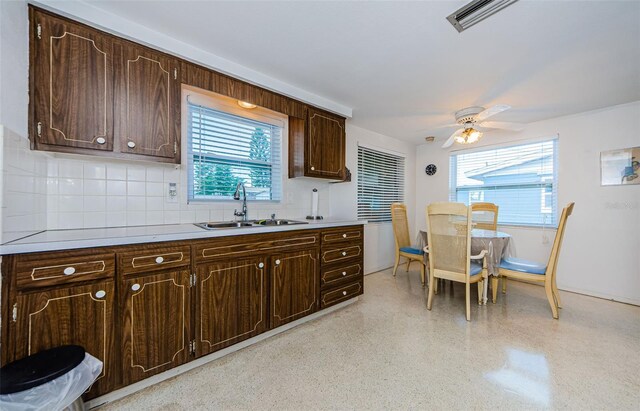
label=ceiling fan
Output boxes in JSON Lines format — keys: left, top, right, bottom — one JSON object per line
{"left": 441, "top": 105, "right": 525, "bottom": 148}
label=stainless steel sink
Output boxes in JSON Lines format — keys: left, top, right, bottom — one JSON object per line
{"left": 195, "top": 219, "right": 308, "bottom": 230}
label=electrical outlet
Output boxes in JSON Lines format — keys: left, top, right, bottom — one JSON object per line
{"left": 167, "top": 182, "right": 178, "bottom": 203}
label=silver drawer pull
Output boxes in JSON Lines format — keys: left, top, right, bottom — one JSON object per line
{"left": 342, "top": 251, "right": 347, "bottom": 256}
{"left": 127, "top": 141, "right": 136, "bottom": 148}
{"left": 342, "top": 271, "right": 347, "bottom": 276}
{"left": 131, "top": 283, "right": 141, "bottom": 291}
{"left": 275, "top": 259, "right": 281, "bottom": 265}
{"left": 155, "top": 256, "right": 164, "bottom": 264}
{"left": 342, "top": 291, "right": 347, "bottom": 296}
{"left": 95, "top": 290, "right": 106, "bottom": 299}
{"left": 63, "top": 267, "right": 76, "bottom": 275}
{"left": 342, "top": 233, "right": 347, "bottom": 238}
{"left": 96, "top": 137, "right": 106, "bottom": 145}
{"left": 258, "top": 262, "right": 264, "bottom": 268}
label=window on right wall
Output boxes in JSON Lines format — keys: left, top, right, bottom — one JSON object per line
{"left": 449, "top": 138, "right": 558, "bottom": 227}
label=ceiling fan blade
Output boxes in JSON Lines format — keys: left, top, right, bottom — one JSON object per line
{"left": 479, "top": 121, "right": 525, "bottom": 131}
{"left": 476, "top": 104, "right": 510, "bottom": 122}
{"left": 442, "top": 129, "right": 463, "bottom": 148}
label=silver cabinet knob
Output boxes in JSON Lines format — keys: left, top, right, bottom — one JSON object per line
{"left": 342, "top": 251, "right": 347, "bottom": 256}
{"left": 155, "top": 256, "right": 164, "bottom": 264}
{"left": 342, "top": 233, "right": 347, "bottom": 238}
{"left": 131, "top": 283, "right": 141, "bottom": 291}
{"left": 310, "top": 166, "right": 315, "bottom": 171}
{"left": 342, "top": 271, "right": 347, "bottom": 276}
{"left": 63, "top": 267, "right": 76, "bottom": 275}
{"left": 95, "top": 290, "right": 106, "bottom": 298}
{"left": 342, "top": 291, "right": 347, "bottom": 296}
{"left": 258, "top": 262, "right": 264, "bottom": 269}
{"left": 96, "top": 137, "right": 106, "bottom": 145}
{"left": 127, "top": 141, "right": 136, "bottom": 148}
{"left": 275, "top": 259, "right": 281, "bottom": 265}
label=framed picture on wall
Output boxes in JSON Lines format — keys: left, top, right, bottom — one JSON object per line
{"left": 600, "top": 146, "right": 640, "bottom": 186}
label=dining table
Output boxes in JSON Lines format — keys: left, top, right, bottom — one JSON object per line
{"left": 417, "top": 228, "right": 513, "bottom": 304}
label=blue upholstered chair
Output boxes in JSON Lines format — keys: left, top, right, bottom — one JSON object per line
{"left": 391, "top": 203, "right": 426, "bottom": 286}
{"left": 425, "top": 202, "right": 487, "bottom": 321}
{"left": 494, "top": 202, "right": 575, "bottom": 319}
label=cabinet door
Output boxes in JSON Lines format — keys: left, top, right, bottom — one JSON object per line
{"left": 13, "top": 281, "right": 116, "bottom": 399}
{"left": 270, "top": 249, "right": 319, "bottom": 328}
{"left": 121, "top": 270, "right": 190, "bottom": 385}
{"left": 306, "top": 107, "right": 345, "bottom": 179}
{"left": 30, "top": 9, "right": 114, "bottom": 151}
{"left": 114, "top": 42, "right": 180, "bottom": 161}
{"left": 196, "top": 258, "right": 267, "bottom": 356}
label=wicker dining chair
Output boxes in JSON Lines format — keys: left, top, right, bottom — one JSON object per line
{"left": 391, "top": 203, "right": 426, "bottom": 286}
{"left": 495, "top": 202, "right": 575, "bottom": 319}
{"left": 425, "top": 202, "right": 487, "bottom": 321}
{"left": 471, "top": 202, "right": 499, "bottom": 231}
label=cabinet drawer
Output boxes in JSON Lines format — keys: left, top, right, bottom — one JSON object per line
{"left": 321, "top": 245, "right": 362, "bottom": 265}
{"left": 321, "top": 226, "right": 363, "bottom": 245}
{"left": 16, "top": 251, "right": 115, "bottom": 290}
{"left": 119, "top": 245, "right": 190, "bottom": 275}
{"left": 195, "top": 232, "right": 319, "bottom": 262}
{"left": 321, "top": 263, "right": 362, "bottom": 289}
{"left": 321, "top": 281, "right": 363, "bottom": 309}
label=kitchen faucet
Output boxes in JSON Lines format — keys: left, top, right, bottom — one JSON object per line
{"left": 233, "top": 182, "right": 248, "bottom": 221}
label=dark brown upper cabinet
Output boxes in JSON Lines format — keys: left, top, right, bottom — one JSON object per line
{"left": 29, "top": 8, "right": 114, "bottom": 153}
{"left": 289, "top": 107, "right": 346, "bottom": 180}
{"left": 113, "top": 41, "right": 180, "bottom": 162}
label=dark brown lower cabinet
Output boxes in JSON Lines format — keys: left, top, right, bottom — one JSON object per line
{"left": 120, "top": 270, "right": 191, "bottom": 385}
{"left": 13, "top": 280, "right": 116, "bottom": 399}
{"left": 270, "top": 249, "right": 319, "bottom": 328}
{"left": 196, "top": 258, "right": 267, "bottom": 356}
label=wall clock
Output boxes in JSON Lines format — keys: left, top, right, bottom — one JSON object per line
{"left": 425, "top": 164, "right": 437, "bottom": 175}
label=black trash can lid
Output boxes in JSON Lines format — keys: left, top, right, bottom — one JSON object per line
{"left": 0, "top": 345, "right": 86, "bottom": 395}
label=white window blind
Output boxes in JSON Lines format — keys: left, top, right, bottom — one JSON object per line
{"left": 357, "top": 145, "right": 405, "bottom": 222}
{"left": 187, "top": 101, "right": 282, "bottom": 202}
{"left": 449, "top": 138, "right": 558, "bottom": 227}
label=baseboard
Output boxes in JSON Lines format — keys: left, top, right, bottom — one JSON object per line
{"left": 85, "top": 298, "right": 358, "bottom": 409}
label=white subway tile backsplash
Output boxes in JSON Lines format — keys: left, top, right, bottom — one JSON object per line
{"left": 146, "top": 182, "right": 164, "bottom": 197}
{"left": 146, "top": 168, "right": 164, "bottom": 182}
{"left": 127, "top": 181, "right": 146, "bottom": 196}
{"left": 109, "top": 196, "right": 127, "bottom": 211}
{"left": 46, "top": 177, "right": 59, "bottom": 195}
{"left": 106, "top": 211, "right": 127, "bottom": 227}
{"left": 126, "top": 211, "right": 146, "bottom": 225}
{"left": 146, "top": 197, "right": 163, "bottom": 211}
{"left": 106, "top": 164, "right": 127, "bottom": 180}
{"left": 58, "top": 212, "right": 84, "bottom": 229}
{"left": 83, "top": 212, "right": 106, "bottom": 228}
{"left": 107, "top": 180, "right": 127, "bottom": 196}
{"left": 146, "top": 211, "right": 164, "bottom": 225}
{"left": 58, "top": 161, "right": 83, "bottom": 178}
{"left": 179, "top": 210, "right": 196, "bottom": 224}
{"left": 59, "top": 178, "right": 83, "bottom": 196}
{"left": 127, "top": 166, "right": 146, "bottom": 181}
{"left": 195, "top": 209, "right": 210, "bottom": 223}
{"left": 126, "top": 196, "right": 146, "bottom": 211}
{"left": 84, "top": 180, "right": 106, "bottom": 196}
{"left": 59, "top": 195, "right": 84, "bottom": 212}
{"left": 83, "top": 196, "right": 106, "bottom": 212}
{"left": 163, "top": 211, "right": 180, "bottom": 224}
{"left": 83, "top": 164, "right": 106, "bottom": 180}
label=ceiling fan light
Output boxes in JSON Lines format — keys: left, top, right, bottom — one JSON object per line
{"left": 455, "top": 128, "right": 483, "bottom": 144}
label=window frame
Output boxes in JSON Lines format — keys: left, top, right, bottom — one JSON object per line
{"left": 449, "top": 137, "right": 559, "bottom": 228}
{"left": 182, "top": 87, "right": 285, "bottom": 204}
{"left": 357, "top": 144, "right": 406, "bottom": 223}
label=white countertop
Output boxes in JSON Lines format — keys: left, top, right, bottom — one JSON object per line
{"left": 0, "top": 218, "right": 366, "bottom": 255}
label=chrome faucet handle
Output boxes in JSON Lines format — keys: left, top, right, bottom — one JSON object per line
{"left": 271, "top": 213, "right": 276, "bottom": 220}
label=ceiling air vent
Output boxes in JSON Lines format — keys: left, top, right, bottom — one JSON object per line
{"left": 446, "top": 0, "right": 519, "bottom": 33}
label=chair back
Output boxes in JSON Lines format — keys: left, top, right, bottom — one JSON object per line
{"left": 471, "top": 202, "right": 499, "bottom": 231}
{"left": 546, "top": 202, "right": 575, "bottom": 279}
{"left": 391, "top": 203, "right": 411, "bottom": 249}
{"left": 426, "top": 202, "right": 473, "bottom": 280}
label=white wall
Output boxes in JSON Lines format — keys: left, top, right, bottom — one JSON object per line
{"left": 330, "top": 123, "right": 416, "bottom": 274}
{"left": 416, "top": 101, "right": 640, "bottom": 304}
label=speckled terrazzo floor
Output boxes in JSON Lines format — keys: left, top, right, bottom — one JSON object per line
{"left": 101, "top": 268, "right": 640, "bottom": 410}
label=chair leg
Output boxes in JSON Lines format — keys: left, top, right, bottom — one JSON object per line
{"left": 392, "top": 252, "right": 400, "bottom": 277}
{"left": 491, "top": 276, "right": 499, "bottom": 303}
{"left": 502, "top": 277, "right": 507, "bottom": 294}
{"left": 420, "top": 263, "right": 425, "bottom": 288}
{"left": 434, "top": 277, "right": 439, "bottom": 295}
{"left": 545, "top": 282, "right": 559, "bottom": 319}
{"left": 477, "top": 280, "right": 484, "bottom": 305}
{"left": 427, "top": 271, "right": 435, "bottom": 310}
{"left": 552, "top": 277, "right": 562, "bottom": 308}
{"left": 406, "top": 259, "right": 411, "bottom": 272}
{"left": 465, "top": 283, "right": 471, "bottom": 321}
